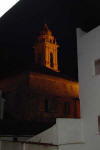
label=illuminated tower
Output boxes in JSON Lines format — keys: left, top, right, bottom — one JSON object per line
{"left": 33, "top": 24, "right": 59, "bottom": 72}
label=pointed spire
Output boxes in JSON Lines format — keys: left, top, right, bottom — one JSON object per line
{"left": 41, "top": 24, "right": 52, "bottom": 35}
{"left": 43, "top": 24, "right": 49, "bottom": 31}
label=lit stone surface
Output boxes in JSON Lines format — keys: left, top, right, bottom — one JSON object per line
{"left": 0, "top": 72, "right": 79, "bottom": 121}
{"left": 34, "top": 24, "right": 59, "bottom": 72}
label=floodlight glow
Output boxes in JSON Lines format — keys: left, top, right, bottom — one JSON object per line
{"left": 0, "top": 0, "right": 19, "bottom": 17}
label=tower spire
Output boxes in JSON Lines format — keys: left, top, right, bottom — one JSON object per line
{"left": 33, "top": 24, "right": 59, "bottom": 72}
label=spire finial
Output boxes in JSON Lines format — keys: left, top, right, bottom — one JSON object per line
{"left": 40, "top": 24, "right": 52, "bottom": 35}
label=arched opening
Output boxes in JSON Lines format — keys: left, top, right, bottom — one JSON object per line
{"left": 50, "top": 53, "right": 54, "bottom": 67}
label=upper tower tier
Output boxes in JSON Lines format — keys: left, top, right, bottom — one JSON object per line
{"left": 33, "top": 24, "right": 59, "bottom": 72}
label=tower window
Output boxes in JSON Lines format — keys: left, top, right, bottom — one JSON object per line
{"left": 53, "top": 39, "right": 55, "bottom": 44}
{"left": 45, "top": 99, "right": 56, "bottom": 113}
{"left": 50, "top": 53, "right": 54, "bottom": 67}
{"left": 64, "top": 102, "right": 70, "bottom": 115}
{"left": 50, "top": 39, "right": 52, "bottom": 43}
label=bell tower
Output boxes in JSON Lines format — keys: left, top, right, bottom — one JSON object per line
{"left": 33, "top": 24, "right": 59, "bottom": 72}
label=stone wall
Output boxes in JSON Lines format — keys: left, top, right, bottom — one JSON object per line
{"left": 0, "top": 71, "right": 80, "bottom": 121}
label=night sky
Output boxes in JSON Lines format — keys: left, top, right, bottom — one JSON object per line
{"left": 0, "top": 0, "right": 100, "bottom": 80}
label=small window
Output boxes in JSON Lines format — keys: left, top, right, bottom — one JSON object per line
{"left": 50, "top": 39, "right": 52, "bottom": 43}
{"left": 45, "top": 99, "right": 57, "bottom": 113}
{"left": 53, "top": 39, "right": 55, "bottom": 44}
{"left": 73, "top": 99, "right": 77, "bottom": 117}
{"left": 98, "top": 116, "right": 100, "bottom": 133}
{"left": 64, "top": 102, "right": 70, "bottom": 115}
{"left": 50, "top": 53, "right": 54, "bottom": 67}
{"left": 95, "top": 59, "right": 100, "bottom": 75}
{"left": 45, "top": 99, "right": 50, "bottom": 112}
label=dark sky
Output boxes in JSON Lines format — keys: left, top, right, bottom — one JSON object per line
{"left": 0, "top": 0, "right": 100, "bottom": 80}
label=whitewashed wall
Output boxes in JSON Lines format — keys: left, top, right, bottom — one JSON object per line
{"left": 0, "top": 118, "right": 83, "bottom": 150}
{"left": 77, "top": 26, "right": 100, "bottom": 150}
{"left": 56, "top": 118, "right": 84, "bottom": 145}
{"left": 1, "top": 141, "right": 23, "bottom": 150}
{"left": 25, "top": 144, "right": 58, "bottom": 150}
{"left": 28, "top": 118, "right": 83, "bottom": 150}
{"left": 27, "top": 124, "right": 58, "bottom": 145}
{"left": 0, "top": 141, "right": 58, "bottom": 150}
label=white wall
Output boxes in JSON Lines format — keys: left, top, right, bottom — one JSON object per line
{"left": 28, "top": 118, "right": 83, "bottom": 148}
{"left": 25, "top": 143, "right": 58, "bottom": 150}
{"left": 0, "top": 141, "right": 58, "bottom": 150}
{"left": 77, "top": 26, "right": 100, "bottom": 150}
{"left": 0, "top": 137, "right": 30, "bottom": 142}
{"left": 56, "top": 118, "right": 84, "bottom": 145}
{"left": 1, "top": 141, "right": 23, "bottom": 150}
{"left": 0, "top": 118, "right": 83, "bottom": 150}
{"left": 27, "top": 125, "right": 58, "bottom": 145}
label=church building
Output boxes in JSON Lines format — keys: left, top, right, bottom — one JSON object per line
{"left": 0, "top": 24, "right": 80, "bottom": 127}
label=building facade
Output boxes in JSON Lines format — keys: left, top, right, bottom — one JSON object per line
{"left": 1, "top": 24, "right": 100, "bottom": 150}
{"left": 76, "top": 26, "right": 100, "bottom": 150}
{"left": 0, "top": 25, "right": 81, "bottom": 150}
{"left": 0, "top": 71, "right": 80, "bottom": 122}
{"left": 0, "top": 25, "right": 80, "bottom": 123}
{"left": 20, "top": 26, "right": 100, "bottom": 150}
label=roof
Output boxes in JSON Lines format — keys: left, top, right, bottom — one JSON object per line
{"left": 0, "top": 64, "right": 77, "bottom": 82}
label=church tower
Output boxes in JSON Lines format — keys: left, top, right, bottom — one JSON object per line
{"left": 33, "top": 24, "right": 59, "bottom": 72}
